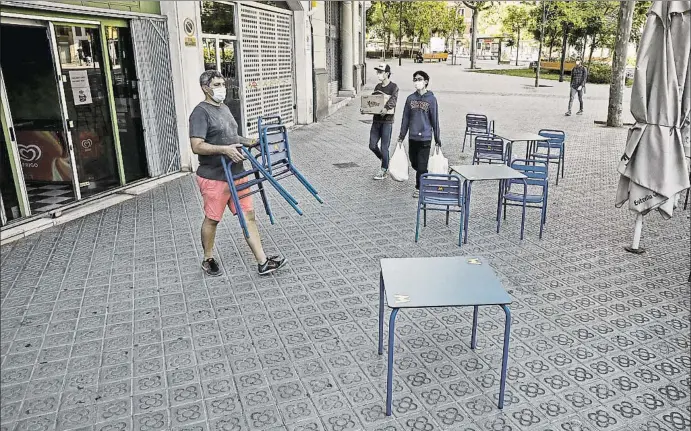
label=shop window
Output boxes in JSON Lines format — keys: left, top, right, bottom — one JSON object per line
{"left": 200, "top": 1, "right": 235, "bottom": 36}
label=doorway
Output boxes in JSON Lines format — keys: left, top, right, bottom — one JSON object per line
{"left": 0, "top": 23, "right": 79, "bottom": 214}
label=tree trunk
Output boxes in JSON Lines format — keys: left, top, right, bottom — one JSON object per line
{"left": 470, "top": 8, "right": 478, "bottom": 69}
{"left": 607, "top": 1, "right": 635, "bottom": 127}
{"left": 515, "top": 29, "right": 521, "bottom": 66}
{"left": 587, "top": 34, "right": 598, "bottom": 68}
{"left": 558, "top": 26, "right": 568, "bottom": 82}
{"left": 581, "top": 35, "right": 587, "bottom": 60}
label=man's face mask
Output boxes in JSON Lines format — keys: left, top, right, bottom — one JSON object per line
{"left": 208, "top": 87, "right": 226, "bottom": 103}
{"left": 414, "top": 79, "right": 426, "bottom": 90}
{"left": 377, "top": 72, "right": 386, "bottom": 81}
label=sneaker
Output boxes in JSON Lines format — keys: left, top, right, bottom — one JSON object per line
{"left": 565, "top": 111, "right": 572, "bottom": 116}
{"left": 258, "top": 255, "right": 287, "bottom": 275}
{"left": 413, "top": 189, "right": 419, "bottom": 198}
{"left": 576, "top": 110, "right": 583, "bottom": 115}
{"left": 201, "top": 258, "right": 222, "bottom": 276}
{"left": 373, "top": 168, "right": 388, "bottom": 180}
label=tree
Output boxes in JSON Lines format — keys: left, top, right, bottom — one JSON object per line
{"left": 607, "top": 1, "right": 635, "bottom": 127}
{"left": 502, "top": 3, "right": 533, "bottom": 66}
{"left": 463, "top": 1, "right": 495, "bottom": 69}
{"left": 438, "top": 3, "right": 467, "bottom": 47}
{"left": 367, "top": 2, "right": 399, "bottom": 51}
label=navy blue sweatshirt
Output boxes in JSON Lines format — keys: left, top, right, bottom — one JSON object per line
{"left": 398, "top": 90, "right": 441, "bottom": 145}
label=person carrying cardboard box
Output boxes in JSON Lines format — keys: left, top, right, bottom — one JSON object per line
{"left": 366, "top": 63, "right": 399, "bottom": 180}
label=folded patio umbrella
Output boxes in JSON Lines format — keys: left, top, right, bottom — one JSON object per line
{"left": 615, "top": 1, "right": 691, "bottom": 251}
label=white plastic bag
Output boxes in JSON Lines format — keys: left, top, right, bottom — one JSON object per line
{"left": 427, "top": 145, "right": 449, "bottom": 174}
{"left": 388, "top": 142, "right": 409, "bottom": 182}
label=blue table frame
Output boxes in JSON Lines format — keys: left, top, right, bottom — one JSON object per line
{"left": 450, "top": 165, "right": 527, "bottom": 244}
{"left": 377, "top": 256, "right": 513, "bottom": 416}
{"left": 490, "top": 131, "right": 551, "bottom": 165}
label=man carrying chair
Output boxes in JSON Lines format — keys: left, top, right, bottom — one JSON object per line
{"left": 190, "top": 70, "right": 286, "bottom": 276}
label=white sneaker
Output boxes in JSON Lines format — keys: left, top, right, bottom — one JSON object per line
{"left": 413, "top": 189, "right": 419, "bottom": 198}
{"left": 373, "top": 168, "right": 388, "bottom": 180}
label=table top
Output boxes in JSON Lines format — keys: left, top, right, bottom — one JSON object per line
{"left": 450, "top": 164, "right": 527, "bottom": 181}
{"left": 492, "top": 131, "right": 550, "bottom": 142}
{"left": 380, "top": 256, "right": 512, "bottom": 308}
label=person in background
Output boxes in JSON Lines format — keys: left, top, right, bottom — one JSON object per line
{"left": 397, "top": 70, "right": 441, "bottom": 198}
{"left": 189, "top": 70, "right": 286, "bottom": 277}
{"left": 565, "top": 59, "right": 588, "bottom": 116}
{"left": 366, "top": 63, "right": 399, "bottom": 180}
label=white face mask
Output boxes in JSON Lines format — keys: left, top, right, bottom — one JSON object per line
{"left": 414, "top": 81, "right": 426, "bottom": 91}
{"left": 209, "top": 87, "right": 226, "bottom": 103}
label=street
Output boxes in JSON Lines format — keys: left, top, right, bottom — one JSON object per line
{"left": 1, "top": 60, "right": 688, "bottom": 431}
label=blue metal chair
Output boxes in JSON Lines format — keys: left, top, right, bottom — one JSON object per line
{"left": 498, "top": 159, "right": 549, "bottom": 240}
{"left": 473, "top": 135, "right": 507, "bottom": 165}
{"left": 529, "top": 129, "right": 565, "bottom": 185}
{"left": 415, "top": 173, "right": 465, "bottom": 246}
{"left": 463, "top": 114, "right": 494, "bottom": 152}
{"left": 257, "top": 116, "right": 323, "bottom": 204}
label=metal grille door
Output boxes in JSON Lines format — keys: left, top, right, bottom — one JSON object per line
{"left": 240, "top": 4, "right": 295, "bottom": 135}
{"left": 325, "top": 1, "right": 341, "bottom": 98}
{"left": 130, "top": 18, "right": 181, "bottom": 177}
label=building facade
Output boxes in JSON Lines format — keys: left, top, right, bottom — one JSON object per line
{"left": 1, "top": 0, "right": 367, "bottom": 236}
{"left": 0, "top": 0, "right": 180, "bottom": 230}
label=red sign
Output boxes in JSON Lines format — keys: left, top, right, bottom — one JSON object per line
{"left": 16, "top": 131, "right": 73, "bottom": 182}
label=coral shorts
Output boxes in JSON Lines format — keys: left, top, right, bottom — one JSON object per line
{"left": 196, "top": 175, "right": 254, "bottom": 221}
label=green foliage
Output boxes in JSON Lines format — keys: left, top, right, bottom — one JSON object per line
{"left": 587, "top": 62, "right": 614, "bottom": 84}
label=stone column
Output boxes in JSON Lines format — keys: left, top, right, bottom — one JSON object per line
{"left": 339, "top": 0, "right": 354, "bottom": 96}
{"left": 351, "top": 1, "right": 359, "bottom": 92}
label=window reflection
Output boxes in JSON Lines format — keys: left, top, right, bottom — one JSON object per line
{"left": 200, "top": 2, "right": 235, "bottom": 36}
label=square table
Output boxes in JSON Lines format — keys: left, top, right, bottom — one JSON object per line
{"left": 450, "top": 164, "right": 527, "bottom": 244}
{"left": 491, "top": 131, "right": 551, "bottom": 163}
{"left": 378, "top": 256, "right": 513, "bottom": 416}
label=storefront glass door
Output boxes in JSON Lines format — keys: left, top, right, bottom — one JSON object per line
{"left": 0, "top": 23, "right": 79, "bottom": 214}
{"left": 54, "top": 24, "right": 119, "bottom": 198}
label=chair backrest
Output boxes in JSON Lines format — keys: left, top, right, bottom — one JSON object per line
{"left": 419, "top": 174, "right": 463, "bottom": 205}
{"left": 537, "top": 129, "right": 565, "bottom": 150}
{"left": 260, "top": 124, "right": 290, "bottom": 168}
{"left": 257, "top": 115, "right": 283, "bottom": 137}
{"left": 466, "top": 114, "right": 489, "bottom": 133}
{"left": 509, "top": 159, "right": 549, "bottom": 188}
{"left": 474, "top": 136, "right": 504, "bottom": 157}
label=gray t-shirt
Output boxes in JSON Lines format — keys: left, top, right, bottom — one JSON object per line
{"left": 189, "top": 102, "right": 246, "bottom": 180}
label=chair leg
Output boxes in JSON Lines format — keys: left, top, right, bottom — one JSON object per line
{"left": 520, "top": 183, "right": 527, "bottom": 240}
{"left": 685, "top": 188, "right": 690, "bottom": 210}
{"left": 415, "top": 204, "right": 421, "bottom": 242}
{"left": 498, "top": 305, "right": 512, "bottom": 409}
{"left": 555, "top": 159, "right": 560, "bottom": 186}
{"left": 386, "top": 308, "right": 399, "bottom": 417}
{"left": 539, "top": 204, "right": 545, "bottom": 239}
{"left": 423, "top": 206, "right": 427, "bottom": 227}
{"left": 378, "top": 273, "right": 385, "bottom": 355}
{"left": 561, "top": 152, "right": 565, "bottom": 178}
{"left": 458, "top": 203, "right": 464, "bottom": 247}
{"left": 445, "top": 206, "right": 450, "bottom": 225}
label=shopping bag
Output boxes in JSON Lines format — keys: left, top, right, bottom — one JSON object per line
{"left": 427, "top": 145, "right": 449, "bottom": 174}
{"left": 388, "top": 142, "right": 409, "bottom": 182}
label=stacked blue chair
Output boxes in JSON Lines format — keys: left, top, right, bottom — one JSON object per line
{"left": 463, "top": 114, "right": 494, "bottom": 152}
{"left": 498, "top": 159, "right": 549, "bottom": 240}
{"left": 220, "top": 115, "right": 322, "bottom": 238}
{"left": 473, "top": 135, "right": 507, "bottom": 165}
{"left": 528, "top": 129, "right": 565, "bottom": 185}
{"left": 257, "top": 116, "right": 323, "bottom": 205}
{"left": 415, "top": 173, "right": 465, "bottom": 246}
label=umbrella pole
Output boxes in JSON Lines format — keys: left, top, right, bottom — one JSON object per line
{"left": 625, "top": 213, "right": 646, "bottom": 254}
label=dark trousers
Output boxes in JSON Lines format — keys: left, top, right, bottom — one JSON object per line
{"left": 568, "top": 87, "right": 584, "bottom": 112}
{"left": 409, "top": 139, "right": 432, "bottom": 189}
{"left": 369, "top": 122, "right": 393, "bottom": 169}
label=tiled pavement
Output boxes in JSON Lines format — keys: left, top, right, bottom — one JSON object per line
{"left": 1, "top": 61, "right": 689, "bottom": 431}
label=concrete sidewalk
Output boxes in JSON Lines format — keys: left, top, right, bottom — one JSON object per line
{"left": 1, "top": 60, "right": 688, "bottom": 431}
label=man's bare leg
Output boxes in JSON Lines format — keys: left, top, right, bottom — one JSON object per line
{"left": 243, "top": 210, "right": 268, "bottom": 264}
{"left": 201, "top": 216, "right": 219, "bottom": 260}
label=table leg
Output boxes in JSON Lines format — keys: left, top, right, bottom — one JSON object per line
{"left": 471, "top": 305, "right": 479, "bottom": 349}
{"left": 498, "top": 304, "right": 512, "bottom": 409}
{"left": 386, "top": 308, "right": 399, "bottom": 416}
{"left": 520, "top": 179, "right": 528, "bottom": 240}
{"left": 378, "top": 273, "right": 384, "bottom": 356}
{"left": 463, "top": 181, "right": 473, "bottom": 244}
{"left": 496, "top": 179, "right": 503, "bottom": 228}
{"left": 506, "top": 141, "right": 513, "bottom": 165}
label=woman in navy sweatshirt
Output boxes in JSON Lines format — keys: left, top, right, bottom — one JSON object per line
{"left": 397, "top": 70, "right": 441, "bottom": 197}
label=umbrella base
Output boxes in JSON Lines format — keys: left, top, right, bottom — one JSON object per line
{"left": 624, "top": 246, "right": 646, "bottom": 255}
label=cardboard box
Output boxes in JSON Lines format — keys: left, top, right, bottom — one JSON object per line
{"left": 361, "top": 94, "right": 394, "bottom": 115}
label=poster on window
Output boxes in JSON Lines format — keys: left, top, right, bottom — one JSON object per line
{"left": 16, "top": 131, "right": 73, "bottom": 182}
{"left": 69, "top": 70, "right": 93, "bottom": 105}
